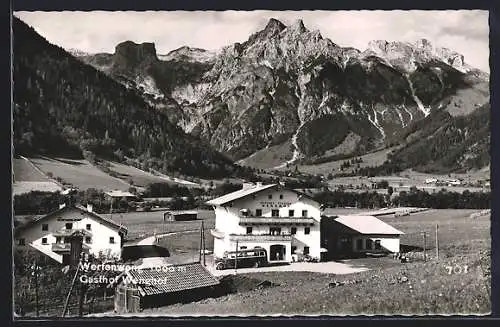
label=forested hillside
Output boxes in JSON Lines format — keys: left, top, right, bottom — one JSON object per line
{"left": 12, "top": 17, "right": 237, "bottom": 178}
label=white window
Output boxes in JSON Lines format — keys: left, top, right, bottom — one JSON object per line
{"left": 85, "top": 237, "right": 92, "bottom": 244}
{"left": 41, "top": 238, "right": 48, "bottom": 245}
{"left": 42, "top": 224, "right": 48, "bottom": 231}
{"left": 18, "top": 238, "right": 25, "bottom": 246}
{"left": 109, "top": 237, "right": 115, "bottom": 244}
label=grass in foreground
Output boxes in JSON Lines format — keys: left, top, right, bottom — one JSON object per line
{"left": 137, "top": 249, "right": 490, "bottom": 316}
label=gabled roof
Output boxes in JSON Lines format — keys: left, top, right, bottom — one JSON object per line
{"left": 334, "top": 215, "right": 404, "bottom": 235}
{"left": 120, "top": 262, "right": 220, "bottom": 296}
{"left": 206, "top": 184, "right": 277, "bottom": 206}
{"left": 206, "top": 183, "right": 317, "bottom": 206}
{"left": 15, "top": 205, "right": 128, "bottom": 234}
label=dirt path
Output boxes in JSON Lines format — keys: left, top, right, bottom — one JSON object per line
{"left": 206, "top": 258, "right": 370, "bottom": 276}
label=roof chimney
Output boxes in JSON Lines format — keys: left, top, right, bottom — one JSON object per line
{"left": 59, "top": 203, "right": 66, "bottom": 209}
{"left": 255, "top": 182, "right": 263, "bottom": 187}
{"left": 87, "top": 203, "right": 93, "bottom": 213}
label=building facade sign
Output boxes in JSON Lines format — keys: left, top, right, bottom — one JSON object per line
{"left": 259, "top": 201, "right": 292, "bottom": 208}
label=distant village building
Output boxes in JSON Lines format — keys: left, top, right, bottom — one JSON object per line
{"left": 163, "top": 210, "right": 198, "bottom": 222}
{"left": 207, "top": 183, "right": 323, "bottom": 263}
{"left": 207, "top": 183, "right": 405, "bottom": 263}
{"left": 14, "top": 204, "right": 128, "bottom": 264}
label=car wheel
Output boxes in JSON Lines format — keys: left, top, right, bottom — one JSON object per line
{"left": 253, "top": 261, "right": 260, "bottom": 268}
{"left": 216, "top": 263, "right": 224, "bottom": 270}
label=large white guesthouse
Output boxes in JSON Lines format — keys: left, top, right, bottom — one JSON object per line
{"left": 207, "top": 183, "right": 323, "bottom": 263}
{"left": 207, "top": 182, "right": 405, "bottom": 263}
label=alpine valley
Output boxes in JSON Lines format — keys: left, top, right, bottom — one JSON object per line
{"left": 15, "top": 17, "right": 490, "bottom": 178}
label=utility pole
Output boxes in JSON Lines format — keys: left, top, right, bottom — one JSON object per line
{"left": 33, "top": 258, "right": 39, "bottom": 317}
{"left": 422, "top": 232, "right": 427, "bottom": 262}
{"left": 202, "top": 220, "right": 206, "bottom": 266}
{"left": 435, "top": 224, "right": 439, "bottom": 260}
{"left": 199, "top": 221, "right": 203, "bottom": 263}
{"left": 110, "top": 196, "right": 113, "bottom": 222}
{"left": 234, "top": 240, "right": 239, "bottom": 274}
{"left": 78, "top": 253, "right": 87, "bottom": 317}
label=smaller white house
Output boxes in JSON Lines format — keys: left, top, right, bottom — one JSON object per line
{"left": 14, "top": 204, "right": 128, "bottom": 264}
{"left": 321, "top": 215, "right": 404, "bottom": 259}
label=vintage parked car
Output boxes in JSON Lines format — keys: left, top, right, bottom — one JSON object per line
{"left": 215, "top": 248, "right": 268, "bottom": 270}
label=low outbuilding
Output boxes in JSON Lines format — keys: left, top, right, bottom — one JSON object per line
{"left": 321, "top": 215, "right": 404, "bottom": 260}
{"left": 113, "top": 262, "right": 220, "bottom": 313}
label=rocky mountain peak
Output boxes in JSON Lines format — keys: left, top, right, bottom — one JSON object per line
{"left": 264, "top": 18, "right": 287, "bottom": 34}
{"left": 67, "top": 48, "right": 93, "bottom": 57}
{"left": 289, "top": 19, "right": 307, "bottom": 34}
{"left": 160, "top": 46, "right": 215, "bottom": 63}
{"left": 367, "top": 40, "right": 389, "bottom": 53}
{"left": 415, "top": 38, "right": 433, "bottom": 52}
{"left": 113, "top": 41, "right": 158, "bottom": 70}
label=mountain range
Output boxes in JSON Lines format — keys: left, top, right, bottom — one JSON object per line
{"left": 15, "top": 17, "right": 490, "bottom": 176}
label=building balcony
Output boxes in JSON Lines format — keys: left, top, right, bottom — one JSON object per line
{"left": 239, "top": 216, "right": 315, "bottom": 226}
{"left": 52, "top": 243, "right": 71, "bottom": 252}
{"left": 52, "top": 242, "right": 90, "bottom": 253}
{"left": 228, "top": 233, "right": 293, "bottom": 242}
{"left": 52, "top": 229, "right": 92, "bottom": 237}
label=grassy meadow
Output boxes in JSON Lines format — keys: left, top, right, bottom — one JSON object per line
{"left": 126, "top": 208, "right": 490, "bottom": 315}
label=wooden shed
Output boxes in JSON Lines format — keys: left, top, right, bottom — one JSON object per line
{"left": 113, "top": 262, "right": 220, "bottom": 313}
{"left": 163, "top": 210, "right": 198, "bottom": 222}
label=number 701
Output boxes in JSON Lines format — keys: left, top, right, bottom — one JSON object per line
{"left": 445, "top": 265, "right": 468, "bottom": 274}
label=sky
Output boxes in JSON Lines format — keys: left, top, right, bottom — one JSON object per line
{"left": 14, "top": 10, "right": 490, "bottom": 72}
